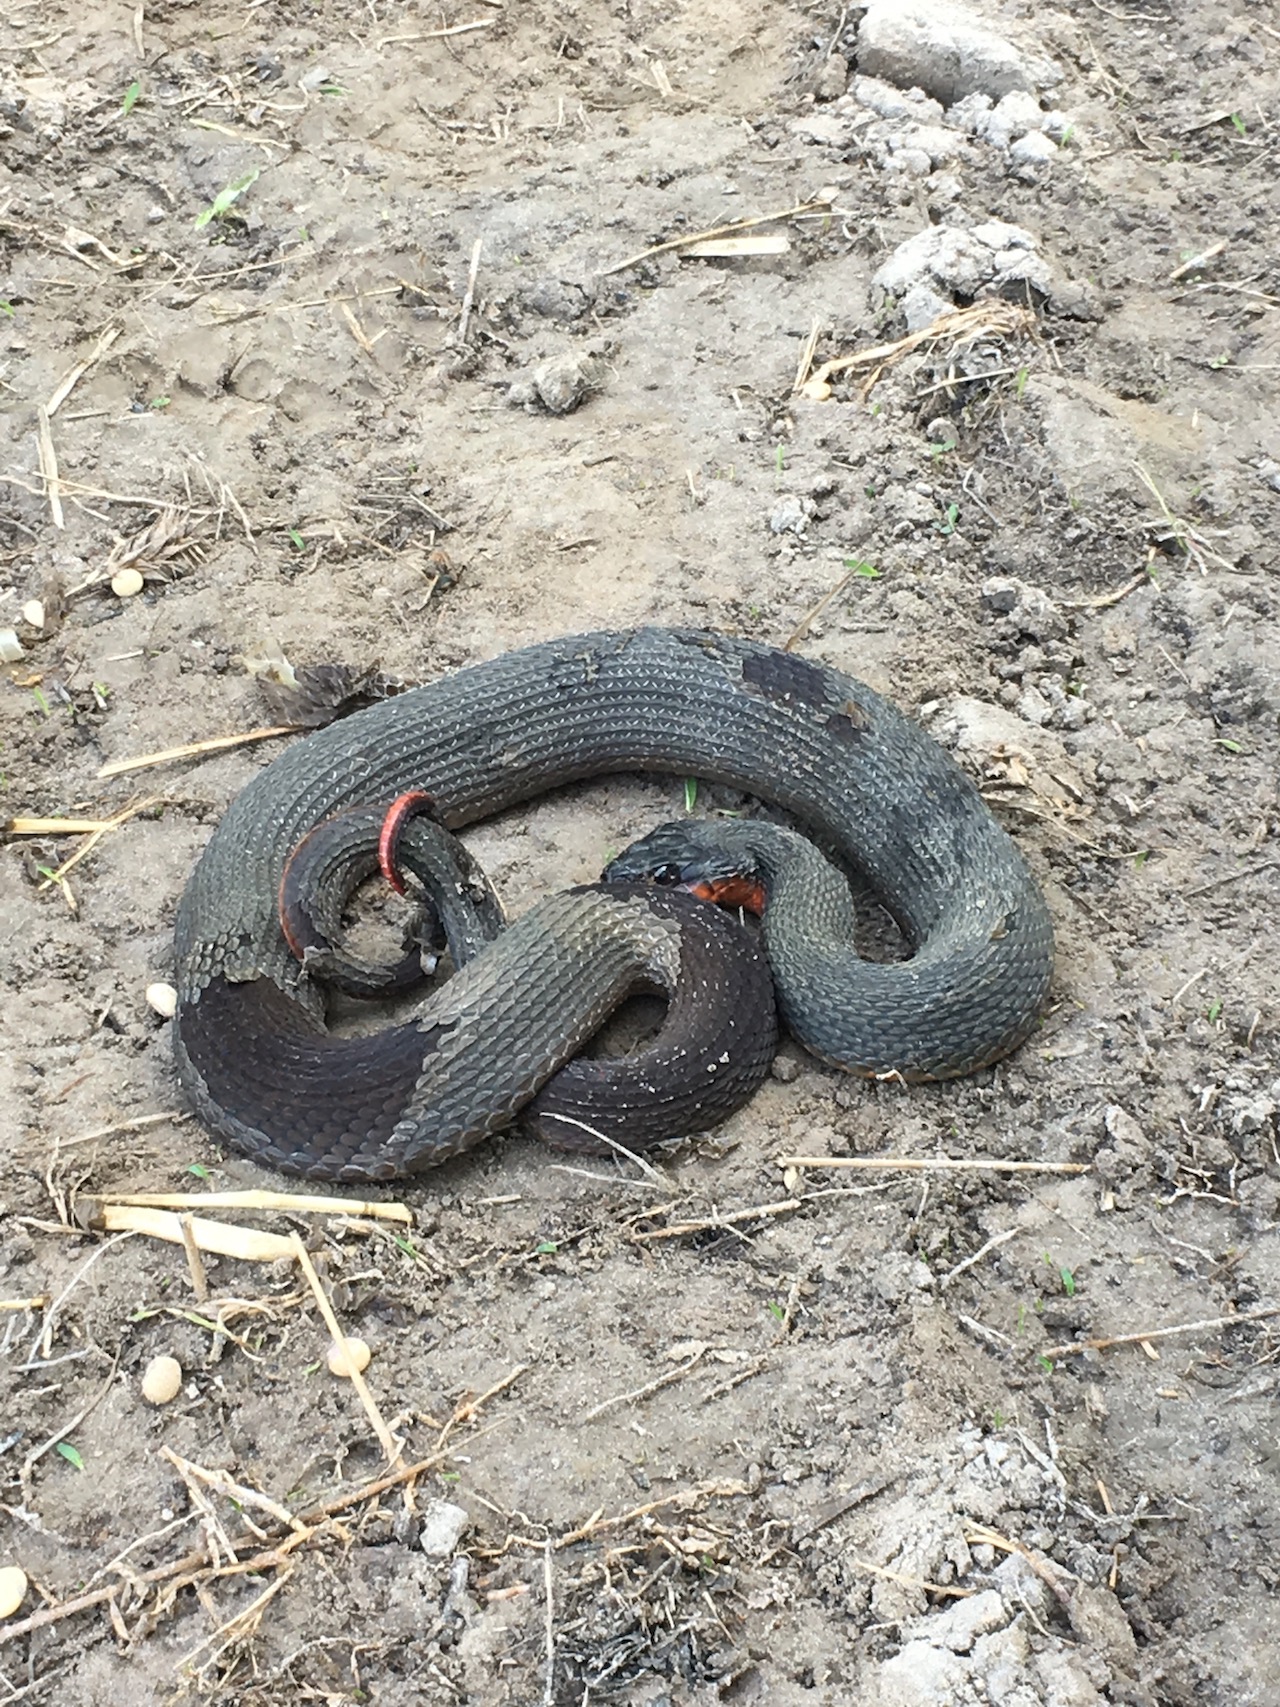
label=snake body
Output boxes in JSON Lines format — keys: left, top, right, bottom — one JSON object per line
{"left": 174, "top": 626, "right": 1055, "bottom": 1179}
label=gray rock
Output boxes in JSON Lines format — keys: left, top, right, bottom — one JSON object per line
{"left": 876, "top": 1639, "right": 971, "bottom": 1706}
{"left": 901, "top": 280, "right": 953, "bottom": 331}
{"left": 508, "top": 353, "right": 603, "bottom": 414}
{"left": 852, "top": 75, "right": 945, "bottom": 124}
{"left": 420, "top": 1499, "right": 471, "bottom": 1557}
{"left": 1010, "top": 130, "right": 1059, "bottom": 166}
{"left": 873, "top": 225, "right": 993, "bottom": 298}
{"left": 981, "top": 89, "right": 1044, "bottom": 146}
{"left": 1017, "top": 683, "right": 1052, "bottom": 726}
{"left": 908, "top": 1589, "right": 1008, "bottom": 1653}
{"left": 791, "top": 111, "right": 854, "bottom": 147}
{"left": 769, "top": 495, "right": 811, "bottom": 535}
{"left": 814, "top": 52, "right": 850, "bottom": 100}
{"left": 947, "top": 92, "right": 993, "bottom": 133}
{"left": 885, "top": 143, "right": 933, "bottom": 176}
{"left": 857, "top": 0, "right": 1061, "bottom": 106}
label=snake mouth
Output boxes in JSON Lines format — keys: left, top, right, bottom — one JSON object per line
{"left": 687, "top": 875, "right": 767, "bottom": 916}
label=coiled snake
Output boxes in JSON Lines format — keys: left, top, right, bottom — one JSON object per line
{"left": 173, "top": 627, "right": 1054, "bottom": 1181}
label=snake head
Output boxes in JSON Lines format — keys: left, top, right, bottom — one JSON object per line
{"left": 604, "top": 821, "right": 768, "bottom": 916}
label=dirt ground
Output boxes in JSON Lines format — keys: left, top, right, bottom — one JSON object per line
{"left": 2, "top": 0, "right": 1278, "bottom": 1702}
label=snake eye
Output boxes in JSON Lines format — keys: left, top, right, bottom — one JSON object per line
{"left": 652, "top": 862, "right": 684, "bottom": 886}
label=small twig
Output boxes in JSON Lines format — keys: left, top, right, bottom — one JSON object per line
{"left": 937, "top": 1226, "right": 1020, "bottom": 1290}
{"left": 0, "top": 1436, "right": 497, "bottom": 1646}
{"left": 177, "top": 1567, "right": 293, "bottom": 1676}
{"left": 536, "top": 1113, "right": 669, "bottom": 1186}
{"left": 21, "top": 1351, "right": 122, "bottom": 1483}
{"left": 175, "top": 1213, "right": 209, "bottom": 1302}
{"left": 848, "top": 1556, "right": 973, "bottom": 1599}
{"left": 30, "top": 1231, "right": 134, "bottom": 1361}
{"left": 93, "top": 1188, "right": 412, "bottom": 1223}
{"left": 1167, "top": 238, "right": 1228, "bottom": 282}
{"left": 96, "top": 724, "right": 302, "bottom": 778}
{"left": 1062, "top": 570, "right": 1153, "bottom": 611}
{"left": 1168, "top": 967, "right": 1207, "bottom": 1006}
{"left": 33, "top": 795, "right": 164, "bottom": 892}
{"left": 542, "top": 1541, "right": 556, "bottom": 1707}
{"left": 457, "top": 238, "right": 483, "bottom": 345}
{"left": 36, "top": 405, "right": 64, "bottom": 528}
{"left": 435, "top": 1364, "right": 530, "bottom": 1452}
{"left": 965, "top": 1522, "right": 1074, "bottom": 1610}
{"left": 58, "top": 1111, "right": 188, "bottom": 1148}
{"left": 628, "top": 1198, "right": 803, "bottom": 1242}
{"left": 1185, "top": 860, "right": 1277, "bottom": 898}
{"left": 160, "top": 1448, "right": 308, "bottom": 1537}
{"left": 46, "top": 324, "right": 122, "bottom": 415}
{"left": 291, "top": 1233, "right": 402, "bottom": 1467}
{"left": 555, "top": 1480, "right": 749, "bottom": 1549}
{"left": 581, "top": 1348, "right": 706, "bottom": 1421}
{"left": 784, "top": 564, "right": 857, "bottom": 651}
{"left": 792, "top": 314, "right": 824, "bottom": 394}
{"left": 375, "top": 17, "right": 497, "bottom": 47}
{"left": 778, "top": 1156, "right": 1088, "bottom": 1175}
{"left": 1042, "top": 1304, "right": 1280, "bottom": 1361}
{"left": 601, "top": 194, "right": 834, "bottom": 276}
{"left": 6, "top": 816, "right": 120, "bottom": 835}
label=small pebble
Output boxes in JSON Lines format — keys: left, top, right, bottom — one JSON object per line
{"left": 419, "top": 1499, "right": 470, "bottom": 1558}
{"left": 20, "top": 600, "right": 44, "bottom": 629}
{"left": 327, "top": 1336, "right": 371, "bottom": 1377}
{"left": 111, "top": 568, "right": 145, "bottom": 598}
{"left": 146, "top": 982, "right": 178, "bottom": 1019}
{"left": 0, "top": 1565, "right": 28, "bottom": 1620}
{"left": 142, "top": 1355, "right": 183, "bottom": 1405}
{"left": 0, "top": 630, "right": 25, "bottom": 663}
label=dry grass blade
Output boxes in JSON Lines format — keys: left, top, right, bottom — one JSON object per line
{"left": 92, "top": 1188, "right": 413, "bottom": 1222}
{"left": 29, "top": 796, "right": 163, "bottom": 891}
{"left": 1041, "top": 1303, "right": 1280, "bottom": 1361}
{"left": 6, "top": 816, "right": 121, "bottom": 835}
{"left": 601, "top": 193, "right": 835, "bottom": 276}
{"left": 96, "top": 724, "right": 302, "bottom": 778}
{"left": 36, "top": 405, "right": 64, "bottom": 528}
{"left": 798, "top": 301, "right": 1036, "bottom": 402}
{"left": 848, "top": 1556, "right": 973, "bottom": 1599}
{"left": 581, "top": 1347, "right": 706, "bottom": 1422}
{"left": 1133, "top": 461, "right": 1236, "bottom": 573}
{"left": 290, "top": 1234, "right": 403, "bottom": 1467}
{"left": 87, "top": 1204, "right": 298, "bottom": 1263}
{"left": 0, "top": 1436, "right": 501, "bottom": 1647}
{"left": 778, "top": 1155, "right": 1088, "bottom": 1174}
{"left": 46, "top": 324, "right": 122, "bottom": 416}
{"left": 628, "top": 1198, "right": 803, "bottom": 1242}
{"left": 101, "top": 506, "right": 207, "bottom": 581}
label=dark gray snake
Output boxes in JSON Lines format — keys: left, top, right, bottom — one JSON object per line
{"left": 173, "top": 627, "right": 1055, "bottom": 1180}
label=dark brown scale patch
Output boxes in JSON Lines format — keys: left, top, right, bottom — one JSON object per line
{"left": 826, "top": 699, "right": 872, "bottom": 743}
{"left": 180, "top": 976, "right": 430, "bottom": 1155}
{"left": 740, "top": 650, "right": 834, "bottom": 712}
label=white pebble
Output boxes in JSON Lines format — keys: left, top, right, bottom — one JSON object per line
{"left": 0, "top": 630, "right": 25, "bottom": 663}
{"left": 142, "top": 1355, "right": 183, "bottom": 1405}
{"left": 146, "top": 982, "right": 178, "bottom": 1019}
{"left": 327, "top": 1336, "right": 371, "bottom": 1377}
{"left": 0, "top": 1565, "right": 27, "bottom": 1620}
{"left": 111, "top": 568, "right": 144, "bottom": 598}
{"left": 20, "top": 600, "right": 44, "bottom": 630}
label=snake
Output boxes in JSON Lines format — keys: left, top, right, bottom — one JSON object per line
{"left": 173, "top": 626, "right": 1055, "bottom": 1180}
{"left": 262, "top": 795, "right": 778, "bottom": 1172}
